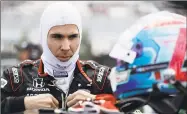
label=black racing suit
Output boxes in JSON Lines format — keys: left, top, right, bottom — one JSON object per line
{"left": 1, "top": 59, "right": 113, "bottom": 114}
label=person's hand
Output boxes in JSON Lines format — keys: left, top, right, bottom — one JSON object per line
{"left": 24, "top": 94, "right": 59, "bottom": 110}
{"left": 66, "top": 90, "right": 96, "bottom": 107}
{"left": 24, "top": 109, "right": 39, "bottom": 114}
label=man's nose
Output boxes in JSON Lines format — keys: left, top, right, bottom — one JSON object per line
{"left": 60, "top": 38, "right": 70, "bottom": 51}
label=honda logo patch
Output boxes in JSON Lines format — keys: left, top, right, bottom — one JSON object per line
{"left": 33, "top": 78, "right": 45, "bottom": 88}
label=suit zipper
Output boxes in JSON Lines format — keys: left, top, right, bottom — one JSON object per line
{"left": 50, "top": 75, "right": 75, "bottom": 110}
{"left": 64, "top": 76, "right": 74, "bottom": 109}
{"left": 48, "top": 79, "right": 70, "bottom": 110}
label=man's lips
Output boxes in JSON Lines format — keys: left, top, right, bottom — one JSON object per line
{"left": 57, "top": 56, "right": 70, "bottom": 59}
{"left": 58, "top": 56, "right": 70, "bottom": 58}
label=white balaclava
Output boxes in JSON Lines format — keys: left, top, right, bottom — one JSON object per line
{"left": 40, "top": 2, "right": 82, "bottom": 80}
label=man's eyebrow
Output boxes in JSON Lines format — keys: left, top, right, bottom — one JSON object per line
{"left": 50, "top": 33, "right": 79, "bottom": 37}
{"left": 68, "top": 33, "right": 79, "bottom": 37}
{"left": 50, "top": 33, "right": 64, "bottom": 37}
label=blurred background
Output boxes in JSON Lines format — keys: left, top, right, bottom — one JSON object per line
{"left": 1, "top": 1, "right": 186, "bottom": 71}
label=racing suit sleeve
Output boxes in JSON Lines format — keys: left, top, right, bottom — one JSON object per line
{"left": 1, "top": 69, "right": 26, "bottom": 114}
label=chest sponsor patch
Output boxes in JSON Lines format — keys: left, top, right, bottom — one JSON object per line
{"left": 26, "top": 93, "right": 39, "bottom": 96}
{"left": 27, "top": 87, "right": 50, "bottom": 92}
{"left": 53, "top": 70, "right": 68, "bottom": 77}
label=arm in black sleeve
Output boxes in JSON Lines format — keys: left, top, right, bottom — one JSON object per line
{"left": 1, "top": 69, "right": 26, "bottom": 114}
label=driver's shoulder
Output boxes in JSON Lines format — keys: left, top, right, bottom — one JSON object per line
{"left": 79, "top": 60, "right": 111, "bottom": 90}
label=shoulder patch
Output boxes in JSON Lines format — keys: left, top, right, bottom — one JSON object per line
{"left": 7, "top": 67, "right": 24, "bottom": 91}
{"left": 93, "top": 66, "right": 110, "bottom": 90}
{"left": 80, "top": 60, "right": 111, "bottom": 90}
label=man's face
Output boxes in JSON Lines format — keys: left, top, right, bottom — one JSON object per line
{"left": 18, "top": 50, "right": 29, "bottom": 61}
{"left": 47, "top": 24, "right": 80, "bottom": 62}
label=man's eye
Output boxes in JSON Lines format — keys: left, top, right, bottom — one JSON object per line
{"left": 51, "top": 34, "right": 62, "bottom": 39}
{"left": 69, "top": 34, "right": 78, "bottom": 39}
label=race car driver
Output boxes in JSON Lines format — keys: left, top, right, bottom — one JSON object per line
{"left": 1, "top": 2, "right": 114, "bottom": 114}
